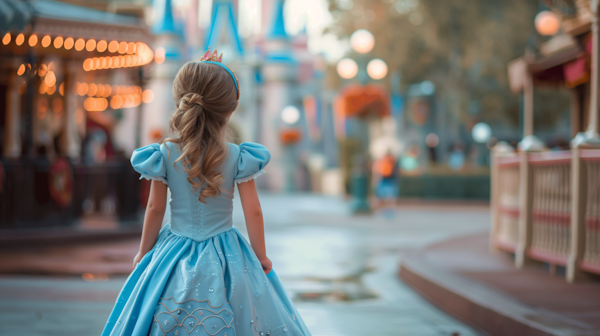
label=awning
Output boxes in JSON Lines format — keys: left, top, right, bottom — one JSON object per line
{"left": 1, "top": 0, "right": 152, "bottom": 43}
{"left": 0, "top": 0, "right": 32, "bottom": 33}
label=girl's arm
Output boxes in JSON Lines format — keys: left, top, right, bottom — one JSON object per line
{"left": 238, "top": 180, "right": 272, "bottom": 274}
{"left": 133, "top": 180, "right": 168, "bottom": 267}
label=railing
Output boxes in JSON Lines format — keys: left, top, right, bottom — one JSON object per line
{"left": 494, "top": 154, "right": 521, "bottom": 252}
{"left": 529, "top": 151, "right": 572, "bottom": 265}
{"left": 491, "top": 148, "right": 600, "bottom": 282}
{"left": 581, "top": 150, "right": 600, "bottom": 273}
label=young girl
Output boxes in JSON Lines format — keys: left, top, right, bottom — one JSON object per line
{"left": 102, "top": 52, "right": 311, "bottom": 336}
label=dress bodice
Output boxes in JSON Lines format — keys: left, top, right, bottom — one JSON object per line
{"left": 131, "top": 141, "right": 270, "bottom": 241}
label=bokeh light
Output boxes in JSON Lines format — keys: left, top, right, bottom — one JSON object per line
{"left": 426, "top": 133, "right": 439, "bottom": 147}
{"left": 15, "top": 33, "right": 24, "bottom": 46}
{"left": 366, "top": 59, "right": 388, "bottom": 80}
{"left": 281, "top": 106, "right": 301, "bottom": 125}
{"left": 472, "top": 122, "right": 492, "bottom": 143}
{"left": 350, "top": 29, "right": 375, "bottom": 54}
{"left": 142, "top": 89, "right": 154, "bottom": 103}
{"left": 64, "top": 37, "right": 74, "bottom": 50}
{"left": 155, "top": 47, "right": 166, "bottom": 64}
{"left": 28, "top": 35, "right": 38, "bottom": 47}
{"left": 337, "top": 58, "right": 358, "bottom": 79}
{"left": 53, "top": 36, "right": 63, "bottom": 49}
{"left": 41, "top": 35, "right": 51, "bottom": 47}
{"left": 535, "top": 11, "right": 560, "bottom": 36}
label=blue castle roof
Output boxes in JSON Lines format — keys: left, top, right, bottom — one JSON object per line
{"left": 204, "top": 0, "right": 243, "bottom": 57}
{"left": 267, "top": 0, "right": 289, "bottom": 40}
{"left": 152, "top": 0, "right": 184, "bottom": 36}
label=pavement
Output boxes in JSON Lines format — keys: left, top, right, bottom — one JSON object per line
{"left": 400, "top": 232, "right": 600, "bottom": 336}
{"left": 0, "top": 193, "right": 491, "bottom": 336}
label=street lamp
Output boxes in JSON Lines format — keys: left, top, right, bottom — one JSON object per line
{"left": 472, "top": 122, "right": 492, "bottom": 143}
{"left": 336, "top": 58, "right": 358, "bottom": 79}
{"left": 535, "top": 11, "right": 560, "bottom": 36}
{"left": 350, "top": 29, "right": 375, "bottom": 54}
{"left": 367, "top": 58, "right": 388, "bottom": 80}
{"left": 280, "top": 105, "right": 302, "bottom": 192}
{"left": 281, "top": 105, "right": 300, "bottom": 125}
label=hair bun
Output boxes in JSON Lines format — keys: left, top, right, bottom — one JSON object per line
{"left": 179, "top": 92, "right": 203, "bottom": 111}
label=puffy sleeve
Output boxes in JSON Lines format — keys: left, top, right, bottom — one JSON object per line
{"left": 235, "top": 142, "right": 271, "bottom": 184}
{"left": 130, "top": 143, "right": 168, "bottom": 185}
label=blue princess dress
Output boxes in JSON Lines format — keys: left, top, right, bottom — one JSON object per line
{"left": 102, "top": 142, "right": 311, "bottom": 336}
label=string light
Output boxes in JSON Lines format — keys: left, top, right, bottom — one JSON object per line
{"left": 45, "top": 71, "right": 56, "bottom": 86}
{"left": 127, "top": 42, "right": 136, "bottom": 54}
{"left": 64, "top": 37, "right": 74, "bottom": 50}
{"left": 17, "top": 64, "right": 25, "bottom": 76}
{"left": 82, "top": 43, "right": 154, "bottom": 71}
{"left": 3, "top": 33, "right": 11, "bottom": 45}
{"left": 53, "top": 36, "right": 63, "bottom": 49}
{"left": 38, "top": 64, "right": 48, "bottom": 77}
{"left": 88, "top": 83, "right": 97, "bottom": 96}
{"left": 74, "top": 38, "right": 85, "bottom": 51}
{"left": 28, "top": 35, "right": 38, "bottom": 47}
{"left": 41, "top": 35, "right": 51, "bottom": 47}
{"left": 142, "top": 89, "right": 154, "bottom": 103}
{"left": 47, "top": 85, "right": 56, "bottom": 95}
{"left": 118, "top": 41, "right": 127, "bottom": 54}
{"left": 39, "top": 82, "right": 48, "bottom": 94}
{"left": 84, "top": 97, "right": 109, "bottom": 111}
{"left": 86, "top": 39, "right": 96, "bottom": 52}
{"left": 97, "top": 40, "right": 107, "bottom": 52}
{"left": 59, "top": 83, "right": 64, "bottom": 96}
{"left": 108, "top": 40, "right": 118, "bottom": 53}
{"left": 15, "top": 34, "right": 24, "bottom": 46}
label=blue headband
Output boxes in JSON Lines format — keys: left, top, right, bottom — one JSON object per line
{"left": 202, "top": 61, "right": 239, "bottom": 100}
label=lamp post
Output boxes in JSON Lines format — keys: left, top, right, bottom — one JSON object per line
{"left": 280, "top": 105, "right": 302, "bottom": 193}
{"left": 337, "top": 29, "right": 389, "bottom": 214}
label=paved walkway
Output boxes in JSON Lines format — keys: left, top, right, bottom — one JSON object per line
{"left": 0, "top": 193, "right": 490, "bottom": 336}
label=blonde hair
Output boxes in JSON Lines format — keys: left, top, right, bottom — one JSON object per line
{"left": 165, "top": 61, "right": 238, "bottom": 203}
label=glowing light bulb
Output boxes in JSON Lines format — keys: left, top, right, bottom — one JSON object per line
{"left": 336, "top": 58, "right": 358, "bottom": 79}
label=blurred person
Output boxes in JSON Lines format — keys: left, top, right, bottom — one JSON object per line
{"left": 372, "top": 151, "right": 400, "bottom": 215}
{"left": 102, "top": 57, "right": 311, "bottom": 336}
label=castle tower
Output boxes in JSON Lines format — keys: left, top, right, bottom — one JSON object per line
{"left": 141, "top": 0, "right": 186, "bottom": 146}
{"left": 260, "top": 0, "right": 298, "bottom": 191}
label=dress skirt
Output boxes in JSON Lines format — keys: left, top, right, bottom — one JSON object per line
{"left": 102, "top": 224, "right": 310, "bottom": 336}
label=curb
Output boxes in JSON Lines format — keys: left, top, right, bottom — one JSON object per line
{"left": 399, "top": 251, "right": 597, "bottom": 336}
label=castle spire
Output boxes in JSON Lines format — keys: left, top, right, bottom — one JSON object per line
{"left": 152, "top": 0, "right": 183, "bottom": 36}
{"left": 267, "top": 0, "right": 289, "bottom": 40}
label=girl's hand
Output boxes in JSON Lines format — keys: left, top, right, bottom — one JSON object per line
{"left": 259, "top": 257, "right": 272, "bottom": 274}
{"left": 133, "top": 251, "right": 144, "bottom": 268}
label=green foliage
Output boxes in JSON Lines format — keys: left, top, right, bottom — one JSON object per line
{"left": 326, "top": 0, "right": 540, "bottom": 127}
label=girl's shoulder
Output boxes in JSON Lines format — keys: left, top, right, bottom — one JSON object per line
{"left": 227, "top": 142, "right": 271, "bottom": 184}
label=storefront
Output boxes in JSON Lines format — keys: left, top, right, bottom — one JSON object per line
{"left": 0, "top": 0, "right": 155, "bottom": 230}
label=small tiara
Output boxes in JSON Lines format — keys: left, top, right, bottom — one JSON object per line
{"left": 201, "top": 47, "right": 223, "bottom": 62}
{"left": 199, "top": 46, "right": 240, "bottom": 100}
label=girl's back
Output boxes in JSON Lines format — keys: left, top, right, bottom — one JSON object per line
{"left": 132, "top": 141, "right": 269, "bottom": 241}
